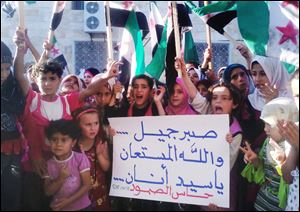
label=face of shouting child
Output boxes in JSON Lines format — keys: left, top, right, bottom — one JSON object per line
{"left": 132, "top": 79, "right": 152, "bottom": 109}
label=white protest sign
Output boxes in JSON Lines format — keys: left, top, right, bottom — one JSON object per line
{"left": 109, "top": 115, "right": 229, "bottom": 207}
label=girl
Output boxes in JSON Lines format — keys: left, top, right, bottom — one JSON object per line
{"left": 83, "top": 68, "right": 99, "bottom": 87}
{"left": 60, "top": 74, "right": 84, "bottom": 96}
{"left": 72, "top": 106, "right": 111, "bottom": 211}
{"left": 1, "top": 41, "right": 25, "bottom": 210}
{"left": 175, "top": 57, "right": 243, "bottom": 210}
{"left": 154, "top": 77, "right": 197, "bottom": 115}
{"left": 44, "top": 119, "right": 91, "bottom": 211}
{"left": 249, "top": 55, "right": 293, "bottom": 111}
{"left": 240, "top": 97, "right": 299, "bottom": 211}
{"left": 196, "top": 79, "right": 212, "bottom": 98}
{"left": 205, "top": 82, "right": 243, "bottom": 211}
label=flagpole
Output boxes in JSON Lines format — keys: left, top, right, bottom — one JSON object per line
{"left": 223, "top": 31, "right": 238, "bottom": 46}
{"left": 104, "top": 1, "right": 113, "bottom": 61}
{"left": 48, "top": 1, "right": 59, "bottom": 44}
{"left": 172, "top": 1, "right": 182, "bottom": 78}
{"left": 204, "top": 1, "right": 213, "bottom": 70}
{"left": 17, "top": 1, "right": 25, "bottom": 48}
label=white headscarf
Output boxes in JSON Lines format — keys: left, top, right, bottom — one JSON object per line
{"left": 91, "top": 73, "right": 115, "bottom": 91}
{"left": 260, "top": 97, "right": 299, "bottom": 127}
{"left": 248, "top": 55, "right": 293, "bottom": 111}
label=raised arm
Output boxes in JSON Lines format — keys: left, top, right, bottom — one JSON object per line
{"left": 153, "top": 86, "right": 166, "bottom": 116}
{"left": 13, "top": 29, "right": 30, "bottom": 96}
{"left": 24, "top": 29, "right": 41, "bottom": 63}
{"left": 174, "top": 57, "right": 198, "bottom": 100}
{"left": 78, "top": 60, "right": 121, "bottom": 103}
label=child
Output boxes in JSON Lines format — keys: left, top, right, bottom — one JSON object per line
{"left": 72, "top": 106, "right": 111, "bottom": 211}
{"left": 175, "top": 57, "right": 243, "bottom": 210}
{"left": 44, "top": 119, "right": 91, "bottom": 211}
{"left": 83, "top": 68, "right": 100, "bottom": 87}
{"left": 196, "top": 79, "right": 212, "bottom": 98}
{"left": 13, "top": 29, "right": 120, "bottom": 210}
{"left": 1, "top": 41, "right": 25, "bottom": 210}
{"left": 240, "top": 97, "right": 299, "bottom": 211}
{"left": 249, "top": 55, "right": 293, "bottom": 111}
{"left": 59, "top": 74, "right": 84, "bottom": 96}
{"left": 154, "top": 77, "right": 197, "bottom": 115}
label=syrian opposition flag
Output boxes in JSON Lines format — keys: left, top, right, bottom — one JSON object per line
{"left": 236, "top": 1, "right": 299, "bottom": 74}
{"left": 50, "top": 1, "right": 66, "bottom": 31}
{"left": 144, "top": 2, "right": 167, "bottom": 80}
{"left": 106, "top": 2, "right": 149, "bottom": 38}
{"left": 148, "top": 1, "right": 164, "bottom": 56}
{"left": 186, "top": 1, "right": 299, "bottom": 74}
{"left": 165, "top": 2, "right": 192, "bottom": 90}
{"left": 185, "top": 1, "right": 237, "bottom": 35}
{"left": 182, "top": 30, "right": 200, "bottom": 65}
{"left": 118, "top": 10, "right": 145, "bottom": 90}
{"left": 49, "top": 35, "right": 67, "bottom": 69}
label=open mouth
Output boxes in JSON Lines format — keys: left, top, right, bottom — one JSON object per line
{"left": 214, "top": 106, "right": 223, "bottom": 114}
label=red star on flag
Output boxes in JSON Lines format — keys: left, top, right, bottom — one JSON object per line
{"left": 51, "top": 47, "right": 60, "bottom": 57}
{"left": 276, "top": 21, "right": 299, "bottom": 45}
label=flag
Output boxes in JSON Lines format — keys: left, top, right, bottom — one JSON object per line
{"left": 236, "top": 1, "right": 298, "bottom": 74}
{"left": 50, "top": 1, "right": 66, "bottom": 31}
{"left": 106, "top": 2, "right": 149, "bottom": 38}
{"left": 148, "top": 1, "right": 164, "bottom": 56}
{"left": 185, "top": 1, "right": 237, "bottom": 35}
{"left": 165, "top": 3, "right": 192, "bottom": 91}
{"left": 118, "top": 10, "right": 145, "bottom": 90}
{"left": 186, "top": 1, "right": 299, "bottom": 74}
{"left": 182, "top": 30, "right": 200, "bottom": 65}
{"left": 1, "top": 1, "right": 36, "bottom": 18}
{"left": 144, "top": 2, "right": 167, "bottom": 80}
{"left": 145, "top": 21, "right": 168, "bottom": 80}
{"left": 49, "top": 35, "right": 67, "bottom": 70}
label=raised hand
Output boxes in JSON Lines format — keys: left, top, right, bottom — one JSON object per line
{"left": 226, "top": 133, "right": 233, "bottom": 144}
{"left": 259, "top": 83, "right": 279, "bottom": 103}
{"left": 153, "top": 85, "right": 166, "bottom": 103}
{"left": 239, "top": 141, "right": 258, "bottom": 165}
{"left": 174, "top": 57, "right": 187, "bottom": 77}
{"left": 277, "top": 120, "right": 299, "bottom": 151}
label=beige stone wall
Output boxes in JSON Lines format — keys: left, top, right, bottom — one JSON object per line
{"left": 1, "top": 1, "right": 248, "bottom": 74}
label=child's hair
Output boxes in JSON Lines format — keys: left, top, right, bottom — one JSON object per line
{"left": 207, "top": 81, "right": 242, "bottom": 112}
{"left": 32, "top": 60, "right": 64, "bottom": 79}
{"left": 131, "top": 74, "right": 154, "bottom": 89}
{"left": 196, "top": 79, "right": 213, "bottom": 90}
{"left": 71, "top": 105, "right": 99, "bottom": 121}
{"left": 45, "top": 119, "right": 80, "bottom": 140}
{"left": 72, "top": 105, "right": 103, "bottom": 140}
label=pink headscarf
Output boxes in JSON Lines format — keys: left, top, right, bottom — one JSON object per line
{"left": 165, "top": 78, "right": 198, "bottom": 115}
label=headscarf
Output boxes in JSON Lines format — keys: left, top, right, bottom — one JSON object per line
{"left": 91, "top": 73, "right": 115, "bottom": 91}
{"left": 60, "top": 74, "right": 84, "bottom": 94}
{"left": 1, "top": 41, "right": 12, "bottom": 64}
{"left": 84, "top": 67, "right": 100, "bottom": 77}
{"left": 165, "top": 77, "right": 197, "bottom": 115}
{"left": 222, "top": 63, "right": 255, "bottom": 94}
{"left": 260, "top": 97, "right": 298, "bottom": 127}
{"left": 248, "top": 55, "right": 293, "bottom": 111}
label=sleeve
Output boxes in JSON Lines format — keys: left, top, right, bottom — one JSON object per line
{"left": 66, "top": 92, "right": 85, "bottom": 112}
{"left": 189, "top": 92, "right": 212, "bottom": 114}
{"left": 230, "top": 133, "right": 242, "bottom": 171}
{"left": 77, "top": 153, "right": 91, "bottom": 173}
{"left": 241, "top": 140, "right": 267, "bottom": 185}
{"left": 20, "top": 88, "right": 36, "bottom": 120}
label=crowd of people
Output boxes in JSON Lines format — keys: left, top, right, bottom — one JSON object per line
{"left": 1, "top": 27, "right": 298, "bottom": 211}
